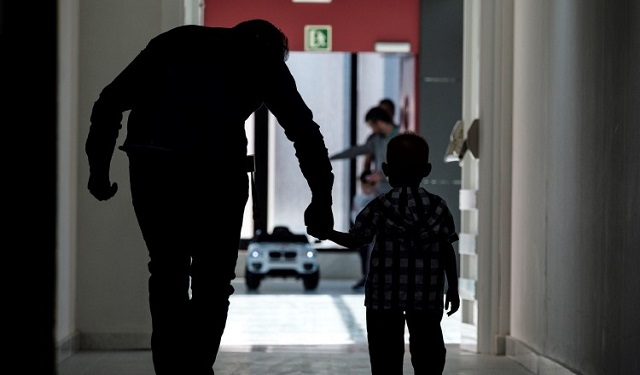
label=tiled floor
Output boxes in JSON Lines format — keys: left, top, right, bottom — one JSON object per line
{"left": 58, "top": 279, "right": 532, "bottom": 375}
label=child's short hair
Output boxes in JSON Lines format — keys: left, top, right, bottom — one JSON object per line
{"left": 386, "top": 132, "right": 430, "bottom": 171}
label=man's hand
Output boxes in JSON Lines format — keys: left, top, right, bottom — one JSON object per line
{"left": 88, "top": 174, "right": 118, "bottom": 201}
{"left": 445, "top": 289, "right": 460, "bottom": 316}
{"left": 304, "top": 198, "right": 333, "bottom": 240}
{"left": 306, "top": 226, "right": 327, "bottom": 240}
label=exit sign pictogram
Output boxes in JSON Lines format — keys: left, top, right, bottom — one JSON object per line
{"left": 304, "top": 25, "right": 332, "bottom": 51}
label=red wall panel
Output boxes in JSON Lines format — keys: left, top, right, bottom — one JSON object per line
{"left": 204, "top": 0, "right": 419, "bottom": 53}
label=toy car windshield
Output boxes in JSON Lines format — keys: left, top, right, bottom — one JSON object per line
{"left": 252, "top": 226, "right": 309, "bottom": 244}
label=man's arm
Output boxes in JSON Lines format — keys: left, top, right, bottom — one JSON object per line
{"left": 85, "top": 115, "right": 120, "bottom": 201}
{"left": 86, "top": 82, "right": 127, "bottom": 201}
{"left": 85, "top": 38, "right": 157, "bottom": 201}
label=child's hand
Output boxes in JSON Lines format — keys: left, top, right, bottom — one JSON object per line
{"left": 445, "top": 290, "right": 460, "bottom": 316}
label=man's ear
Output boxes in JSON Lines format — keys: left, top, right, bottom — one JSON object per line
{"left": 423, "top": 163, "right": 432, "bottom": 177}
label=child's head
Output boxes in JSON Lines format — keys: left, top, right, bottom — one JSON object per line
{"left": 382, "top": 132, "right": 432, "bottom": 187}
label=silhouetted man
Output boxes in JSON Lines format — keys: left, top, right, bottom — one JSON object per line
{"left": 86, "top": 19, "right": 334, "bottom": 375}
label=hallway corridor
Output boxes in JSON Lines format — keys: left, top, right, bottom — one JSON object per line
{"left": 58, "top": 279, "right": 532, "bottom": 374}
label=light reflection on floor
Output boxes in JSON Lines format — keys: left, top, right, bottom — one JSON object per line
{"left": 221, "top": 279, "right": 462, "bottom": 348}
{"left": 58, "top": 279, "right": 535, "bottom": 375}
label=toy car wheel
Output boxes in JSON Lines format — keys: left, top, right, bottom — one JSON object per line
{"left": 303, "top": 270, "right": 320, "bottom": 290}
{"left": 245, "top": 266, "right": 261, "bottom": 291}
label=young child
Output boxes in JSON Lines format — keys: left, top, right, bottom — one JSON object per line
{"left": 311, "top": 132, "right": 460, "bottom": 374}
{"left": 351, "top": 170, "right": 378, "bottom": 290}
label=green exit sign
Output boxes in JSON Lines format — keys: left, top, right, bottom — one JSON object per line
{"left": 304, "top": 25, "right": 332, "bottom": 52}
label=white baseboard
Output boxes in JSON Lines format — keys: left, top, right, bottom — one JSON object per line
{"left": 56, "top": 331, "right": 80, "bottom": 363}
{"left": 78, "top": 332, "right": 152, "bottom": 350}
{"left": 505, "top": 336, "right": 577, "bottom": 375}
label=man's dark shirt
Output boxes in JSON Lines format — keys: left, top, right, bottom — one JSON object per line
{"left": 86, "top": 25, "right": 333, "bottom": 199}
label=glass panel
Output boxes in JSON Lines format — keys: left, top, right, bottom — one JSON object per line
{"left": 240, "top": 113, "right": 255, "bottom": 239}
{"left": 354, "top": 53, "right": 410, "bottom": 192}
{"left": 269, "top": 52, "right": 351, "bottom": 235}
{"left": 244, "top": 52, "right": 414, "bottom": 239}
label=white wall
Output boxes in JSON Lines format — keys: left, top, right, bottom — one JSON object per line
{"left": 510, "top": 0, "right": 549, "bottom": 350}
{"left": 74, "top": 0, "right": 182, "bottom": 349}
{"left": 508, "top": 1, "right": 640, "bottom": 374}
{"left": 56, "top": 0, "right": 80, "bottom": 358}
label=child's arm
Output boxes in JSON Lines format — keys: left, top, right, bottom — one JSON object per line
{"left": 443, "top": 241, "right": 460, "bottom": 316}
{"left": 325, "top": 229, "right": 368, "bottom": 249}
{"left": 308, "top": 227, "right": 367, "bottom": 249}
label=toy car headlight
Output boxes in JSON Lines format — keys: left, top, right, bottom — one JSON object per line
{"left": 305, "top": 250, "right": 316, "bottom": 258}
{"left": 250, "top": 249, "right": 262, "bottom": 258}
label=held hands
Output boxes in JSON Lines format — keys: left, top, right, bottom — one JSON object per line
{"left": 304, "top": 198, "right": 334, "bottom": 240}
{"left": 445, "top": 289, "right": 460, "bottom": 316}
{"left": 88, "top": 173, "right": 118, "bottom": 201}
{"left": 306, "top": 226, "right": 328, "bottom": 240}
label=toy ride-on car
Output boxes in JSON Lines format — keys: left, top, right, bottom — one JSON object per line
{"left": 245, "top": 226, "right": 320, "bottom": 291}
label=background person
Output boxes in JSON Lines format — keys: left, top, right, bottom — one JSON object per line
{"left": 350, "top": 169, "right": 378, "bottom": 290}
{"left": 362, "top": 99, "right": 396, "bottom": 186}
{"left": 378, "top": 97, "right": 396, "bottom": 120}
{"left": 361, "top": 105, "right": 400, "bottom": 194}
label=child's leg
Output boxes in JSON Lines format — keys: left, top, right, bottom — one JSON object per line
{"left": 366, "top": 308, "right": 406, "bottom": 375}
{"left": 406, "top": 309, "right": 445, "bottom": 374}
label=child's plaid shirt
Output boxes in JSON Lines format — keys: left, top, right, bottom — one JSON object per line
{"left": 351, "top": 186, "right": 458, "bottom": 311}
